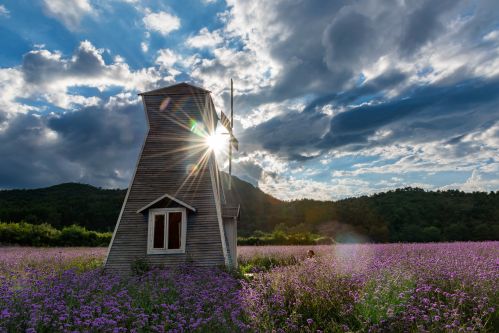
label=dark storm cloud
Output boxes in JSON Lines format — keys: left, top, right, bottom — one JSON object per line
{"left": 302, "top": 70, "right": 407, "bottom": 114}
{"left": 242, "top": 78, "right": 499, "bottom": 158}
{"left": 0, "top": 99, "right": 146, "bottom": 189}
{"left": 240, "top": 109, "right": 328, "bottom": 160}
{"left": 398, "top": 0, "right": 456, "bottom": 56}
{"left": 241, "top": 70, "right": 409, "bottom": 158}
{"left": 237, "top": 0, "right": 466, "bottom": 109}
{"left": 322, "top": 78, "right": 499, "bottom": 148}
{"left": 234, "top": 0, "right": 499, "bottom": 162}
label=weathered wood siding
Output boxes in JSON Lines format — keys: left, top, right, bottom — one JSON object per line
{"left": 105, "top": 84, "right": 227, "bottom": 274}
{"left": 223, "top": 218, "right": 237, "bottom": 267}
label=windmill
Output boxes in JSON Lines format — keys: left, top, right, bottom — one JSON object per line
{"left": 105, "top": 82, "right": 241, "bottom": 273}
{"left": 219, "top": 79, "right": 239, "bottom": 190}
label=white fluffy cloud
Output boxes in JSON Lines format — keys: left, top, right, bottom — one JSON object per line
{"left": 440, "top": 169, "right": 499, "bottom": 193}
{"left": 0, "top": 4, "right": 9, "bottom": 16}
{"left": 43, "top": 0, "right": 93, "bottom": 30}
{"left": 186, "top": 28, "right": 223, "bottom": 49}
{"left": 143, "top": 10, "right": 180, "bottom": 36}
{"left": 155, "top": 48, "right": 180, "bottom": 69}
{"left": 235, "top": 100, "right": 304, "bottom": 129}
{"left": 0, "top": 41, "right": 176, "bottom": 114}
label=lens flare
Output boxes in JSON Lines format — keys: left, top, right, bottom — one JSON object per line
{"left": 206, "top": 133, "right": 225, "bottom": 153}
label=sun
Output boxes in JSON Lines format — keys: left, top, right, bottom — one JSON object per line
{"left": 205, "top": 132, "right": 226, "bottom": 153}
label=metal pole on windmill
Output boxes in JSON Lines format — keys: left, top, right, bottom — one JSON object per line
{"left": 228, "top": 78, "right": 233, "bottom": 191}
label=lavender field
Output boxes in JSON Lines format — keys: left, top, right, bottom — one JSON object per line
{"left": 1, "top": 243, "right": 497, "bottom": 332}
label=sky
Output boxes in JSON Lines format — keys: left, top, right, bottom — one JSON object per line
{"left": 0, "top": 0, "right": 498, "bottom": 200}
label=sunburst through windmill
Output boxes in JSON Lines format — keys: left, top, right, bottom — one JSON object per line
{"left": 105, "top": 81, "right": 240, "bottom": 273}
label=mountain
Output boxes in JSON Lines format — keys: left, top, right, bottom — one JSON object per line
{"left": 0, "top": 177, "right": 498, "bottom": 242}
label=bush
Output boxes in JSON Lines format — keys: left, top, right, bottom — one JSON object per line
{"left": 238, "top": 229, "right": 327, "bottom": 246}
{"left": 131, "top": 257, "right": 151, "bottom": 275}
{"left": 0, "top": 221, "right": 111, "bottom": 246}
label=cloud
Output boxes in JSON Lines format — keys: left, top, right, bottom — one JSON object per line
{"left": 42, "top": 0, "right": 93, "bottom": 30}
{"left": 155, "top": 48, "right": 180, "bottom": 68}
{"left": 0, "top": 40, "right": 176, "bottom": 189}
{"left": 440, "top": 169, "right": 499, "bottom": 193}
{"left": 226, "top": 0, "right": 499, "bottom": 163}
{"left": 484, "top": 30, "right": 499, "bottom": 42}
{"left": 186, "top": 28, "right": 223, "bottom": 49}
{"left": 15, "top": 40, "right": 173, "bottom": 110}
{"left": 320, "top": 78, "right": 499, "bottom": 151}
{"left": 179, "top": 0, "right": 499, "bottom": 198}
{"left": 0, "top": 4, "right": 9, "bottom": 16}
{"left": 188, "top": 45, "right": 280, "bottom": 113}
{"left": 241, "top": 108, "right": 329, "bottom": 161}
{"left": 235, "top": 99, "right": 304, "bottom": 129}
{"left": 1, "top": 0, "right": 499, "bottom": 199}
{"left": 0, "top": 93, "right": 145, "bottom": 189}
{"left": 0, "top": 68, "right": 33, "bottom": 117}
{"left": 222, "top": 0, "right": 499, "bottom": 115}
{"left": 143, "top": 10, "right": 180, "bottom": 36}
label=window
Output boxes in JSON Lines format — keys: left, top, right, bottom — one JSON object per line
{"left": 147, "top": 208, "right": 187, "bottom": 254}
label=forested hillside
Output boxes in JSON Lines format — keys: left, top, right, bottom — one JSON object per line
{"left": 1, "top": 177, "right": 498, "bottom": 242}
{"left": 0, "top": 183, "right": 124, "bottom": 232}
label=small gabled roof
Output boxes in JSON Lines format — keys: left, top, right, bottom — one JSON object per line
{"left": 138, "top": 82, "right": 211, "bottom": 96}
{"left": 136, "top": 193, "right": 197, "bottom": 214}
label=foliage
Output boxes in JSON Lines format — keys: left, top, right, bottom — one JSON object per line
{"left": 229, "top": 173, "right": 499, "bottom": 242}
{"left": 238, "top": 224, "right": 332, "bottom": 246}
{"left": 0, "top": 222, "right": 111, "bottom": 247}
{"left": 0, "top": 183, "right": 124, "bottom": 232}
{"left": 131, "top": 257, "right": 151, "bottom": 276}
{"left": 1, "top": 180, "right": 499, "bottom": 243}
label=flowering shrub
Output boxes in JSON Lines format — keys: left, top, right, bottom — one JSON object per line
{"left": 240, "top": 242, "right": 498, "bottom": 332}
{"left": 0, "top": 247, "right": 107, "bottom": 279}
{"left": 0, "top": 242, "right": 497, "bottom": 332}
{"left": 1, "top": 266, "right": 248, "bottom": 332}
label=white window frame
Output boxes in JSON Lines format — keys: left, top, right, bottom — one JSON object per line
{"left": 147, "top": 208, "right": 187, "bottom": 255}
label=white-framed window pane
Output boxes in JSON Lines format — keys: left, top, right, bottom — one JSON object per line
{"left": 167, "top": 212, "right": 182, "bottom": 249}
{"left": 153, "top": 214, "right": 165, "bottom": 249}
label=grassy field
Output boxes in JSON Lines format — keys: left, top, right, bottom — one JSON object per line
{"left": 0, "top": 243, "right": 497, "bottom": 332}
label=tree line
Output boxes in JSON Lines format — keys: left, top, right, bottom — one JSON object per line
{"left": 0, "top": 178, "right": 498, "bottom": 244}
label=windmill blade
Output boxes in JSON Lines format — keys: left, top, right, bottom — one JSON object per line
{"left": 228, "top": 79, "right": 234, "bottom": 191}
{"left": 230, "top": 136, "right": 239, "bottom": 151}
{"left": 220, "top": 111, "right": 232, "bottom": 132}
{"left": 228, "top": 137, "right": 232, "bottom": 190}
{"left": 230, "top": 78, "right": 233, "bottom": 128}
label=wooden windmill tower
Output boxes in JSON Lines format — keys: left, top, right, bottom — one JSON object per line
{"left": 105, "top": 82, "right": 240, "bottom": 273}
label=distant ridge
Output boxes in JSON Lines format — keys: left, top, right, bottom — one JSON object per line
{"left": 0, "top": 183, "right": 125, "bottom": 232}
{"left": 0, "top": 177, "right": 498, "bottom": 242}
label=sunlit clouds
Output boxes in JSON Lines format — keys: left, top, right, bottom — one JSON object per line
{"left": 143, "top": 10, "right": 181, "bottom": 36}
{"left": 0, "top": 0, "right": 498, "bottom": 199}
